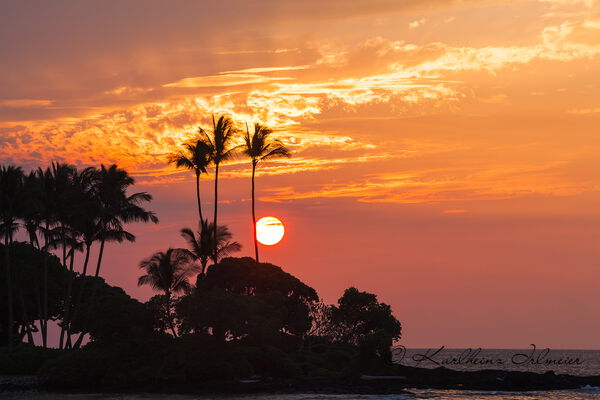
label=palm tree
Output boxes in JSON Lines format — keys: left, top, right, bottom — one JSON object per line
{"left": 59, "top": 167, "right": 102, "bottom": 348}
{"left": 180, "top": 219, "right": 242, "bottom": 275}
{"left": 71, "top": 164, "right": 158, "bottom": 349}
{"left": 21, "top": 171, "right": 43, "bottom": 250}
{"left": 34, "top": 162, "right": 81, "bottom": 347}
{"left": 138, "top": 248, "right": 196, "bottom": 337}
{"left": 0, "top": 165, "right": 25, "bottom": 348}
{"left": 34, "top": 166, "right": 58, "bottom": 347}
{"left": 42, "top": 163, "right": 79, "bottom": 268}
{"left": 92, "top": 164, "right": 158, "bottom": 278}
{"left": 242, "top": 123, "right": 290, "bottom": 262}
{"left": 168, "top": 139, "right": 213, "bottom": 221}
{"left": 198, "top": 115, "right": 239, "bottom": 264}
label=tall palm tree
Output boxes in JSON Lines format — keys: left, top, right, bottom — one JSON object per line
{"left": 242, "top": 123, "right": 290, "bottom": 262}
{"left": 21, "top": 171, "right": 43, "bottom": 250}
{"left": 34, "top": 166, "right": 58, "bottom": 347}
{"left": 0, "top": 165, "right": 25, "bottom": 348}
{"left": 59, "top": 167, "right": 102, "bottom": 348}
{"left": 92, "top": 164, "right": 158, "bottom": 278}
{"left": 71, "top": 164, "right": 158, "bottom": 349}
{"left": 180, "top": 219, "right": 242, "bottom": 275}
{"left": 138, "top": 248, "right": 196, "bottom": 337}
{"left": 34, "top": 162, "right": 80, "bottom": 347}
{"left": 43, "top": 163, "right": 79, "bottom": 269}
{"left": 198, "top": 115, "right": 239, "bottom": 264}
{"left": 168, "top": 139, "right": 213, "bottom": 221}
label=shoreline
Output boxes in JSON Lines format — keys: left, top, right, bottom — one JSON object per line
{"left": 3, "top": 365, "right": 600, "bottom": 395}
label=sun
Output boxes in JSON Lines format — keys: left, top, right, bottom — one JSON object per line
{"left": 256, "top": 216, "right": 285, "bottom": 246}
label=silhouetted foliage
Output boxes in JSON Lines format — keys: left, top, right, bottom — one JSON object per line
{"left": 177, "top": 257, "right": 318, "bottom": 346}
{"left": 0, "top": 155, "right": 406, "bottom": 391}
{"left": 0, "top": 162, "right": 157, "bottom": 348}
{"left": 197, "top": 115, "right": 239, "bottom": 264}
{"left": 242, "top": 122, "right": 291, "bottom": 262}
{"left": 69, "top": 275, "right": 153, "bottom": 344}
{"left": 0, "top": 242, "right": 65, "bottom": 346}
{"left": 0, "top": 344, "right": 63, "bottom": 375}
{"left": 138, "top": 248, "right": 197, "bottom": 337}
{"left": 180, "top": 219, "right": 241, "bottom": 275}
{"left": 329, "top": 287, "right": 402, "bottom": 363}
{"left": 168, "top": 139, "right": 212, "bottom": 221}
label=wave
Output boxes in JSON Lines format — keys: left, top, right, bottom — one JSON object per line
{"left": 579, "top": 384, "right": 600, "bottom": 393}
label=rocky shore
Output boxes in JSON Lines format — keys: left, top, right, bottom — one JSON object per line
{"left": 0, "top": 375, "right": 39, "bottom": 390}
{"left": 392, "top": 364, "right": 600, "bottom": 391}
{"left": 3, "top": 364, "right": 600, "bottom": 395}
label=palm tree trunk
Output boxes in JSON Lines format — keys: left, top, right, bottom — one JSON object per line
{"left": 212, "top": 163, "right": 219, "bottom": 264}
{"left": 81, "top": 243, "right": 92, "bottom": 276}
{"left": 95, "top": 238, "right": 105, "bottom": 277}
{"left": 59, "top": 225, "right": 69, "bottom": 347}
{"left": 18, "top": 291, "right": 34, "bottom": 345}
{"left": 166, "top": 291, "right": 178, "bottom": 338}
{"left": 59, "top": 248, "right": 77, "bottom": 349}
{"left": 41, "top": 223, "right": 49, "bottom": 348}
{"left": 34, "top": 279, "right": 43, "bottom": 347}
{"left": 27, "top": 235, "right": 43, "bottom": 344}
{"left": 195, "top": 170, "right": 203, "bottom": 222}
{"left": 4, "top": 232, "right": 14, "bottom": 349}
{"left": 73, "top": 238, "right": 104, "bottom": 349}
{"left": 61, "top": 225, "right": 67, "bottom": 267}
{"left": 251, "top": 162, "right": 259, "bottom": 262}
{"left": 62, "top": 243, "right": 91, "bottom": 349}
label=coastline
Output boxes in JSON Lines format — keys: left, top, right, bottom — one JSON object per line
{"left": 3, "top": 364, "right": 600, "bottom": 395}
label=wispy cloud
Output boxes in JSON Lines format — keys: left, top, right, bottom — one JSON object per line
{"left": 260, "top": 162, "right": 594, "bottom": 204}
{"left": 409, "top": 18, "right": 427, "bottom": 29}
{"left": 163, "top": 74, "right": 293, "bottom": 88}
{"left": 0, "top": 99, "right": 54, "bottom": 108}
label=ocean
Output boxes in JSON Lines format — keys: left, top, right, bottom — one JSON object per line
{"left": 394, "top": 348, "right": 600, "bottom": 377}
{"left": 2, "top": 349, "right": 599, "bottom": 400}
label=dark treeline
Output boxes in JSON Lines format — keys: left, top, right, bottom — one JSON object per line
{"left": 0, "top": 162, "right": 157, "bottom": 349}
{"left": 1, "top": 114, "right": 402, "bottom": 390}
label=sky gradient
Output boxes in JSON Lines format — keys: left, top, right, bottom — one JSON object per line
{"left": 1, "top": 0, "right": 599, "bottom": 349}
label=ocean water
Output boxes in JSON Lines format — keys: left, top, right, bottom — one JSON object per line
{"left": 394, "top": 348, "right": 600, "bottom": 376}
{"left": 2, "top": 390, "right": 600, "bottom": 400}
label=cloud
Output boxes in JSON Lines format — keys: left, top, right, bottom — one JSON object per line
{"left": 260, "top": 162, "right": 594, "bottom": 204}
{"left": 3, "top": 16, "right": 600, "bottom": 177}
{"left": 163, "top": 74, "right": 293, "bottom": 88}
{"left": 567, "top": 107, "right": 600, "bottom": 113}
{"left": 2, "top": 0, "right": 600, "bottom": 209}
{"left": 409, "top": 18, "right": 428, "bottom": 28}
{"left": 221, "top": 65, "right": 311, "bottom": 74}
{"left": 0, "top": 99, "right": 54, "bottom": 108}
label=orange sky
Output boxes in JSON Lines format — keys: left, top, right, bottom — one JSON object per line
{"left": 1, "top": 0, "right": 599, "bottom": 348}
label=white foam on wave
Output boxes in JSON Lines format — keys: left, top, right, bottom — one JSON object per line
{"left": 579, "top": 384, "right": 600, "bottom": 393}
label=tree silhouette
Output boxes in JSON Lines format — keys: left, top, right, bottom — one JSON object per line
{"left": 0, "top": 242, "right": 66, "bottom": 346}
{"left": 168, "top": 139, "right": 212, "bottom": 221}
{"left": 177, "top": 257, "right": 318, "bottom": 343}
{"left": 138, "top": 248, "right": 196, "bottom": 337}
{"left": 91, "top": 164, "right": 158, "bottom": 278}
{"left": 330, "top": 287, "right": 401, "bottom": 363}
{"left": 180, "top": 219, "right": 241, "bottom": 275}
{"left": 197, "top": 115, "right": 239, "bottom": 264}
{"left": 71, "top": 164, "right": 158, "bottom": 349}
{"left": 0, "top": 165, "right": 25, "bottom": 348}
{"left": 0, "top": 162, "right": 158, "bottom": 348}
{"left": 242, "top": 123, "right": 290, "bottom": 262}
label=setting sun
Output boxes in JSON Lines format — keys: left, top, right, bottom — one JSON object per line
{"left": 256, "top": 216, "right": 285, "bottom": 246}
